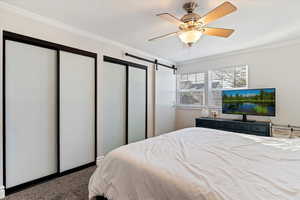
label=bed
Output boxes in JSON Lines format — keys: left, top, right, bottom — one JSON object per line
{"left": 89, "top": 127, "right": 300, "bottom": 200}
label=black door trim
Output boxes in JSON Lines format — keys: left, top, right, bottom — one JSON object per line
{"left": 103, "top": 55, "right": 147, "bottom": 70}
{"left": 3, "top": 31, "right": 97, "bottom": 57}
{"left": 2, "top": 31, "right": 97, "bottom": 195}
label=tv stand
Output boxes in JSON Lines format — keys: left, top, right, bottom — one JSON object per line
{"left": 195, "top": 118, "right": 271, "bottom": 137}
{"left": 233, "top": 114, "right": 256, "bottom": 122}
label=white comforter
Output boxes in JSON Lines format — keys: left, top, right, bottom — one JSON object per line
{"left": 89, "top": 128, "right": 300, "bottom": 200}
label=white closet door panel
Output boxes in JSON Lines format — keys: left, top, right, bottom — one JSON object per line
{"left": 60, "top": 51, "right": 95, "bottom": 172}
{"left": 103, "top": 62, "right": 126, "bottom": 154}
{"left": 155, "top": 68, "right": 176, "bottom": 135}
{"left": 5, "top": 40, "right": 57, "bottom": 188}
{"left": 128, "top": 67, "right": 146, "bottom": 143}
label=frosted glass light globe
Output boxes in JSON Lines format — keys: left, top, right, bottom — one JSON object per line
{"left": 179, "top": 30, "right": 202, "bottom": 46}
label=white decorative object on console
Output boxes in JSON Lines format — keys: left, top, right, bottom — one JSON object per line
{"left": 201, "top": 107, "right": 210, "bottom": 117}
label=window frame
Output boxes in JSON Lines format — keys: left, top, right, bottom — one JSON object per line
{"left": 176, "top": 65, "right": 248, "bottom": 109}
{"left": 176, "top": 71, "right": 207, "bottom": 108}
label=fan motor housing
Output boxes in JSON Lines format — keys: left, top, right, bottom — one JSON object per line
{"left": 181, "top": 2, "right": 201, "bottom": 23}
{"left": 183, "top": 2, "right": 198, "bottom": 13}
{"left": 181, "top": 13, "right": 201, "bottom": 23}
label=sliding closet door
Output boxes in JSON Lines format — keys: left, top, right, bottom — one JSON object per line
{"left": 128, "top": 67, "right": 147, "bottom": 143}
{"left": 103, "top": 62, "right": 126, "bottom": 154}
{"left": 5, "top": 40, "right": 57, "bottom": 188}
{"left": 155, "top": 67, "right": 176, "bottom": 135}
{"left": 59, "top": 51, "right": 96, "bottom": 172}
{"left": 103, "top": 56, "right": 148, "bottom": 152}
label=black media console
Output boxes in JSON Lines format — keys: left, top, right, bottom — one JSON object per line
{"left": 196, "top": 117, "right": 271, "bottom": 137}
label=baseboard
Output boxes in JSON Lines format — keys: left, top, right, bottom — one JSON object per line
{"left": 0, "top": 185, "right": 5, "bottom": 199}
{"left": 96, "top": 156, "right": 105, "bottom": 166}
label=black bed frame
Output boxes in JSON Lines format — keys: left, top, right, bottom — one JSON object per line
{"left": 96, "top": 196, "right": 108, "bottom": 200}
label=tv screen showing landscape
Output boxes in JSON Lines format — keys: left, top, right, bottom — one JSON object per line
{"left": 222, "top": 88, "right": 276, "bottom": 116}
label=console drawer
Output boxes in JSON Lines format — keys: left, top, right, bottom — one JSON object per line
{"left": 196, "top": 119, "right": 217, "bottom": 129}
{"left": 234, "top": 123, "right": 251, "bottom": 131}
{"left": 222, "top": 122, "right": 235, "bottom": 130}
{"left": 251, "top": 125, "right": 268, "bottom": 133}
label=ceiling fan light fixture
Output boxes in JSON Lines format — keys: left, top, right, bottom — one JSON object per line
{"left": 179, "top": 30, "right": 202, "bottom": 46}
{"left": 149, "top": 1, "right": 237, "bottom": 46}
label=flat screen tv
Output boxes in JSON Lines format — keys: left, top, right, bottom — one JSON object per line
{"left": 222, "top": 88, "right": 276, "bottom": 122}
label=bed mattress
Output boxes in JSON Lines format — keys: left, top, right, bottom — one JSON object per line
{"left": 89, "top": 127, "right": 300, "bottom": 200}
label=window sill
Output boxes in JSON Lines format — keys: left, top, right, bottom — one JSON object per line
{"left": 175, "top": 105, "right": 222, "bottom": 110}
{"left": 175, "top": 105, "right": 206, "bottom": 110}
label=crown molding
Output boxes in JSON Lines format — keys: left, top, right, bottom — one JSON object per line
{"left": 179, "top": 37, "right": 300, "bottom": 65}
{"left": 0, "top": 1, "right": 174, "bottom": 65}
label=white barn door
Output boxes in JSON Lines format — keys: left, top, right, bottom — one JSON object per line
{"left": 155, "top": 67, "right": 176, "bottom": 135}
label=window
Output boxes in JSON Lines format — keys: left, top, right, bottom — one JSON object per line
{"left": 177, "top": 72, "right": 206, "bottom": 106}
{"left": 208, "top": 66, "right": 248, "bottom": 107}
{"left": 177, "top": 65, "right": 248, "bottom": 108}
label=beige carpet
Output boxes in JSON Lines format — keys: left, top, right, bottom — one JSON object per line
{"left": 5, "top": 167, "right": 96, "bottom": 200}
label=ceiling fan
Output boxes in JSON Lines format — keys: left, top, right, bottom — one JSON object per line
{"left": 149, "top": 1, "right": 237, "bottom": 47}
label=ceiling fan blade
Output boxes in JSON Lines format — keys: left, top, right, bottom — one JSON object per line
{"left": 202, "top": 27, "right": 234, "bottom": 38}
{"left": 148, "top": 31, "right": 180, "bottom": 41}
{"left": 200, "top": 2, "right": 237, "bottom": 25}
{"left": 157, "top": 13, "right": 183, "bottom": 26}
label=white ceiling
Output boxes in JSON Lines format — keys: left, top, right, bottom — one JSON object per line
{"left": 2, "top": 0, "right": 300, "bottom": 62}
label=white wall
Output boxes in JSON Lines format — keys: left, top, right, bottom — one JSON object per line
{"left": 176, "top": 42, "right": 300, "bottom": 129}
{"left": 0, "top": 4, "right": 173, "bottom": 187}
